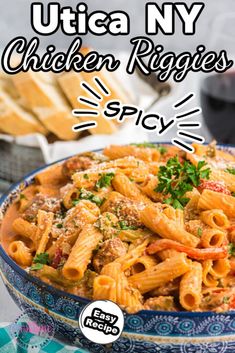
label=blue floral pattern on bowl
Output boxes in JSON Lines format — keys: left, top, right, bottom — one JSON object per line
{"left": 1, "top": 144, "right": 235, "bottom": 353}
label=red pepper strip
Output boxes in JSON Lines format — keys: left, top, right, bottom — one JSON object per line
{"left": 229, "top": 295, "right": 235, "bottom": 309}
{"left": 198, "top": 180, "right": 231, "bottom": 195}
{"left": 51, "top": 248, "right": 63, "bottom": 269}
{"left": 147, "top": 239, "right": 227, "bottom": 260}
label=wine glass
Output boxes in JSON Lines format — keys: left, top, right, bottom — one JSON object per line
{"left": 200, "top": 13, "right": 235, "bottom": 144}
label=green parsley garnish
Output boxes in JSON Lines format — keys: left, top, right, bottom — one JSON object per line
{"left": 226, "top": 168, "right": 235, "bottom": 175}
{"left": 232, "top": 192, "right": 235, "bottom": 197}
{"left": 33, "top": 253, "right": 50, "bottom": 265}
{"left": 197, "top": 228, "right": 203, "bottom": 237}
{"left": 19, "top": 193, "right": 27, "bottom": 200}
{"left": 131, "top": 142, "right": 167, "bottom": 155}
{"left": 83, "top": 174, "right": 89, "bottom": 180}
{"left": 131, "top": 142, "right": 156, "bottom": 148}
{"left": 30, "top": 253, "right": 50, "bottom": 271}
{"left": 158, "top": 146, "right": 167, "bottom": 155}
{"left": 155, "top": 156, "right": 211, "bottom": 209}
{"left": 31, "top": 263, "right": 44, "bottom": 271}
{"left": 95, "top": 172, "right": 115, "bottom": 189}
{"left": 118, "top": 220, "right": 138, "bottom": 230}
{"left": 73, "top": 188, "right": 104, "bottom": 207}
{"left": 106, "top": 214, "right": 111, "bottom": 221}
{"left": 72, "top": 199, "right": 80, "bottom": 206}
{"left": 229, "top": 243, "right": 235, "bottom": 257}
{"left": 92, "top": 195, "right": 104, "bottom": 206}
{"left": 56, "top": 223, "right": 63, "bottom": 229}
{"left": 223, "top": 296, "right": 230, "bottom": 304}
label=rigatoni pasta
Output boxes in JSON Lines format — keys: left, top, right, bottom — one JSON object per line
{"left": 8, "top": 241, "right": 32, "bottom": 266}
{"left": 128, "top": 253, "right": 191, "bottom": 294}
{"left": 198, "top": 189, "right": 235, "bottom": 217}
{"left": 200, "top": 209, "right": 229, "bottom": 230}
{"left": 179, "top": 262, "right": 202, "bottom": 310}
{"left": 62, "top": 225, "right": 103, "bottom": 281}
{"left": 200, "top": 228, "right": 226, "bottom": 248}
{"left": 2, "top": 142, "right": 235, "bottom": 314}
{"left": 140, "top": 204, "right": 199, "bottom": 247}
{"left": 93, "top": 275, "right": 116, "bottom": 302}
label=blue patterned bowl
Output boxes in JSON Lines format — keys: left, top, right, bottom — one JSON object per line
{"left": 1, "top": 145, "right": 235, "bottom": 353}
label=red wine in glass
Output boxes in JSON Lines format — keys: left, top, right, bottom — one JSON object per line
{"left": 200, "top": 71, "right": 235, "bottom": 144}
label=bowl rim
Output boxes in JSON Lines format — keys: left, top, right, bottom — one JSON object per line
{"left": 1, "top": 142, "right": 235, "bottom": 318}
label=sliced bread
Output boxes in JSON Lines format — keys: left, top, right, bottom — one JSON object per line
{"left": 0, "top": 89, "right": 47, "bottom": 136}
{"left": 12, "top": 71, "right": 79, "bottom": 140}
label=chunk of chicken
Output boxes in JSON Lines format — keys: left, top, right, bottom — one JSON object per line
{"left": 23, "top": 195, "right": 61, "bottom": 222}
{"left": 62, "top": 152, "right": 108, "bottom": 178}
{"left": 93, "top": 238, "right": 127, "bottom": 273}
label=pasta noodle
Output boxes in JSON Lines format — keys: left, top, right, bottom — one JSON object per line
{"left": 128, "top": 253, "right": 191, "bottom": 294}
{"left": 35, "top": 164, "right": 66, "bottom": 186}
{"left": 200, "top": 228, "right": 226, "bottom": 248}
{"left": 115, "top": 240, "right": 149, "bottom": 271}
{"left": 62, "top": 225, "right": 103, "bottom": 281}
{"left": 198, "top": 190, "right": 235, "bottom": 217}
{"left": 131, "top": 255, "right": 158, "bottom": 275}
{"left": 200, "top": 210, "right": 229, "bottom": 230}
{"left": 202, "top": 260, "right": 218, "bottom": 287}
{"left": 36, "top": 210, "right": 54, "bottom": 254}
{"left": 103, "top": 144, "right": 160, "bottom": 162}
{"left": 179, "top": 262, "right": 202, "bottom": 310}
{"left": 93, "top": 275, "right": 116, "bottom": 302}
{"left": 112, "top": 173, "right": 152, "bottom": 204}
{"left": 140, "top": 204, "right": 199, "bottom": 247}
{"left": 12, "top": 218, "right": 37, "bottom": 245}
{"left": 101, "top": 262, "right": 143, "bottom": 312}
{"left": 8, "top": 241, "right": 32, "bottom": 266}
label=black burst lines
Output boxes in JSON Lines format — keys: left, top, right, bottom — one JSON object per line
{"left": 171, "top": 92, "right": 204, "bottom": 153}
{"left": 72, "top": 76, "right": 111, "bottom": 132}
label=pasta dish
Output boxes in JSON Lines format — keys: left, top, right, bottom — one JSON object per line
{"left": 1, "top": 142, "right": 235, "bottom": 313}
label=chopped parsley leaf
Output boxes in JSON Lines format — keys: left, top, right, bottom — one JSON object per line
{"left": 158, "top": 146, "right": 167, "bottom": 155}
{"left": 56, "top": 223, "right": 63, "bottom": 229}
{"left": 106, "top": 214, "right": 111, "bottom": 221}
{"left": 223, "top": 296, "right": 230, "bottom": 304}
{"left": 33, "top": 253, "right": 50, "bottom": 265}
{"left": 226, "top": 168, "right": 235, "bottom": 175}
{"left": 229, "top": 243, "right": 235, "bottom": 257}
{"left": 31, "top": 263, "right": 44, "bottom": 271}
{"left": 73, "top": 188, "right": 104, "bottom": 206}
{"left": 197, "top": 227, "right": 203, "bottom": 237}
{"left": 72, "top": 199, "right": 80, "bottom": 206}
{"left": 119, "top": 220, "right": 138, "bottom": 230}
{"left": 155, "top": 156, "right": 211, "bottom": 209}
{"left": 83, "top": 173, "right": 89, "bottom": 180}
{"left": 131, "top": 142, "right": 156, "bottom": 148}
{"left": 19, "top": 193, "right": 27, "bottom": 200}
{"left": 95, "top": 172, "right": 115, "bottom": 189}
{"left": 92, "top": 195, "right": 104, "bottom": 206}
{"left": 232, "top": 192, "right": 235, "bottom": 197}
{"left": 30, "top": 252, "right": 50, "bottom": 271}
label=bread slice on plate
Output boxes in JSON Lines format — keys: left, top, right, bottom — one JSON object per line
{"left": 0, "top": 74, "right": 47, "bottom": 136}
{"left": 12, "top": 72, "right": 79, "bottom": 140}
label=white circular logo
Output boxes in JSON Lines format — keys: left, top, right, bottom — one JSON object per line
{"left": 10, "top": 308, "right": 55, "bottom": 350}
{"left": 79, "top": 300, "right": 124, "bottom": 344}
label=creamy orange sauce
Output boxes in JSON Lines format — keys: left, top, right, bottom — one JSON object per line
{"left": 1, "top": 184, "right": 50, "bottom": 251}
